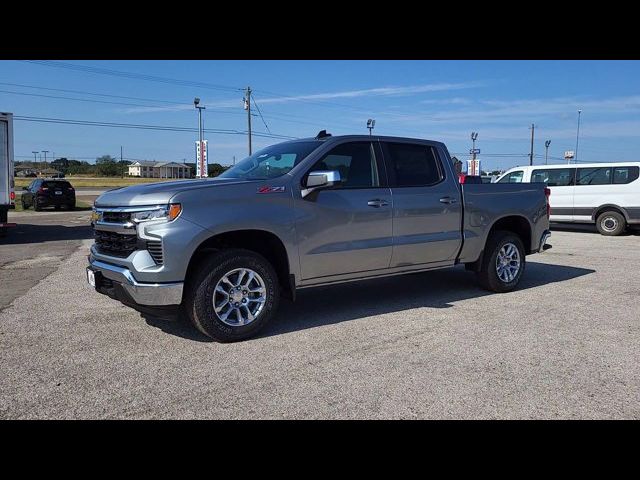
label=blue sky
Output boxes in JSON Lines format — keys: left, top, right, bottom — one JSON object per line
{"left": 1, "top": 60, "right": 640, "bottom": 172}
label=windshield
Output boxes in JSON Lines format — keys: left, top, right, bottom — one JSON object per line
{"left": 218, "top": 141, "right": 322, "bottom": 180}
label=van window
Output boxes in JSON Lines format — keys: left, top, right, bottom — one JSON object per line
{"left": 613, "top": 166, "right": 639, "bottom": 184}
{"left": 531, "top": 168, "right": 575, "bottom": 186}
{"left": 577, "top": 167, "right": 612, "bottom": 186}
{"left": 498, "top": 170, "right": 524, "bottom": 183}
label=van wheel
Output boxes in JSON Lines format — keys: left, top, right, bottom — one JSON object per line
{"left": 185, "top": 249, "right": 280, "bottom": 342}
{"left": 596, "top": 211, "right": 626, "bottom": 236}
{"left": 477, "top": 231, "right": 526, "bottom": 293}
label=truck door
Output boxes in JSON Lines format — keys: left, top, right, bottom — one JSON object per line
{"left": 382, "top": 141, "right": 463, "bottom": 267}
{"left": 294, "top": 141, "right": 393, "bottom": 280}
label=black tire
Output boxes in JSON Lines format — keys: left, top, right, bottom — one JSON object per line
{"left": 185, "top": 249, "right": 280, "bottom": 342}
{"left": 54, "top": 205, "right": 61, "bottom": 210}
{"left": 21, "top": 198, "right": 27, "bottom": 210}
{"left": 68, "top": 203, "right": 76, "bottom": 210}
{"left": 476, "top": 231, "right": 526, "bottom": 293}
{"left": 596, "top": 211, "right": 626, "bottom": 236}
{"left": 34, "top": 202, "right": 42, "bottom": 212}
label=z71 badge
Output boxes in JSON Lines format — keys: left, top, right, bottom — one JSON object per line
{"left": 257, "top": 186, "right": 286, "bottom": 194}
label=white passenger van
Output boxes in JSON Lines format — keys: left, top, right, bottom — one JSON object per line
{"left": 496, "top": 163, "right": 640, "bottom": 236}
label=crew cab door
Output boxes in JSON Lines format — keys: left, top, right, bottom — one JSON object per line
{"left": 381, "top": 141, "right": 463, "bottom": 267}
{"left": 294, "top": 141, "right": 393, "bottom": 280}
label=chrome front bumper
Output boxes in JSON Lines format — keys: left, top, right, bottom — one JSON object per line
{"left": 87, "top": 257, "right": 183, "bottom": 306}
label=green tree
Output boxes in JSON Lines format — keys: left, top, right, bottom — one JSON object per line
{"left": 95, "top": 155, "right": 119, "bottom": 177}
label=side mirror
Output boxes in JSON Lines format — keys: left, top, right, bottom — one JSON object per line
{"left": 302, "top": 170, "right": 341, "bottom": 198}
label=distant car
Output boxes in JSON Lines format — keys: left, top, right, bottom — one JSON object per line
{"left": 481, "top": 175, "right": 494, "bottom": 183}
{"left": 49, "top": 173, "right": 65, "bottom": 179}
{"left": 20, "top": 179, "right": 76, "bottom": 211}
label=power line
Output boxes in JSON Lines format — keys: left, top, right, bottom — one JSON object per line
{"left": 251, "top": 94, "right": 271, "bottom": 134}
{"left": 0, "top": 81, "right": 193, "bottom": 105}
{"left": 22, "top": 60, "right": 243, "bottom": 93}
{"left": 13, "top": 115, "right": 298, "bottom": 140}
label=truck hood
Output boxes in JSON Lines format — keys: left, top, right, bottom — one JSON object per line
{"left": 94, "top": 178, "right": 252, "bottom": 207}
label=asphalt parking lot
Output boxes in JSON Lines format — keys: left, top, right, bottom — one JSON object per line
{"left": 1, "top": 214, "right": 638, "bottom": 419}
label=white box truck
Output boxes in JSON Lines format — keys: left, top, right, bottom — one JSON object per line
{"left": 1, "top": 112, "right": 16, "bottom": 236}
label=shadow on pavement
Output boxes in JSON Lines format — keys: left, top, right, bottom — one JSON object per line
{"left": 0, "top": 223, "right": 93, "bottom": 245}
{"left": 141, "top": 261, "right": 595, "bottom": 342}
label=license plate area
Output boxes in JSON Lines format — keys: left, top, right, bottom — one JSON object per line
{"left": 55, "top": 191, "right": 63, "bottom": 195}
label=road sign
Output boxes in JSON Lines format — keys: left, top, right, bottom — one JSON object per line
{"left": 467, "top": 159, "right": 481, "bottom": 176}
{"left": 469, "top": 148, "right": 481, "bottom": 155}
{"left": 564, "top": 150, "right": 575, "bottom": 159}
{"left": 195, "top": 140, "right": 208, "bottom": 178}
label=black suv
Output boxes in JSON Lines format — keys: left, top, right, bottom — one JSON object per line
{"left": 21, "top": 179, "right": 76, "bottom": 211}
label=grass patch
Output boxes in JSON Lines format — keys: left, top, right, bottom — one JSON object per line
{"left": 13, "top": 199, "right": 93, "bottom": 213}
{"left": 14, "top": 177, "right": 189, "bottom": 188}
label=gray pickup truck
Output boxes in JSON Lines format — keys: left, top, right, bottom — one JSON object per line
{"left": 87, "top": 132, "right": 551, "bottom": 342}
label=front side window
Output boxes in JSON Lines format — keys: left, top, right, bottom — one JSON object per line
{"left": 385, "top": 143, "right": 443, "bottom": 187}
{"left": 531, "top": 168, "right": 575, "bottom": 186}
{"left": 613, "top": 166, "right": 640, "bottom": 184}
{"left": 219, "top": 141, "right": 322, "bottom": 181}
{"left": 498, "top": 170, "right": 524, "bottom": 183}
{"left": 577, "top": 167, "right": 612, "bottom": 185}
{"left": 308, "top": 142, "right": 379, "bottom": 188}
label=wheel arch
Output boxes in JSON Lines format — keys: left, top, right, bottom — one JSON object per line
{"left": 185, "top": 229, "right": 294, "bottom": 300}
{"left": 592, "top": 204, "right": 629, "bottom": 222}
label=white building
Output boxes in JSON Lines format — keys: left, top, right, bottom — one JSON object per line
{"left": 128, "top": 161, "right": 192, "bottom": 179}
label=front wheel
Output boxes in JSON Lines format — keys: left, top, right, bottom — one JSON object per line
{"left": 596, "top": 211, "right": 626, "bottom": 236}
{"left": 185, "top": 249, "right": 280, "bottom": 342}
{"left": 477, "top": 231, "right": 526, "bottom": 293}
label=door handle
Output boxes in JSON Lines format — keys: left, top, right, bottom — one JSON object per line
{"left": 367, "top": 199, "right": 389, "bottom": 208}
{"left": 439, "top": 196, "right": 458, "bottom": 204}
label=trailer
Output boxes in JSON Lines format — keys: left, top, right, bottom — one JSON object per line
{"left": 1, "top": 112, "right": 16, "bottom": 236}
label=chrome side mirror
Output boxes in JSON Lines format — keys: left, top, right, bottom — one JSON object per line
{"left": 302, "top": 170, "right": 341, "bottom": 198}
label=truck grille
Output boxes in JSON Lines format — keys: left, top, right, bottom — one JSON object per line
{"left": 146, "top": 240, "right": 163, "bottom": 265}
{"left": 101, "top": 211, "right": 132, "bottom": 223}
{"left": 94, "top": 230, "right": 137, "bottom": 258}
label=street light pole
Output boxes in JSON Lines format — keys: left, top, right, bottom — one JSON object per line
{"left": 529, "top": 124, "right": 535, "bottom": 166}
{"left": 42, "top": 150, "right": 49, "bottom": 170}
{"left": 244, "top": 87, "right": 252, "bottom": 156}
{"left": 544, "top": 140, "right": 551, "bottom": 165}
{"left": 194, "top": 98, "right": 206, "bottom": 178}
{"left": 575, "top": 109, "right": 582, "bottom": 163}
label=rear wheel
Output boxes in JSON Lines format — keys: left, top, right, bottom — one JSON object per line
{"left": 34, "top": 201, "right": 42, "bottom": 212}
{"left": 477, "top": 231, "right": 526, "bottom": 293}
{"left": 54, "top": 205, "right": 61, "bottom": 210}
{"left": 596, "top": 211, "right": 625, "bottom": 236}
{"left": 21, "top": 198, "right": 27, "bottom": 209}
{"left": 185, "top": 249, "right": 280, "bottom": 342}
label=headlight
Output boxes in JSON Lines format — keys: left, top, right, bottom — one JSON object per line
{"left": 90, "top": 208, "right": 100, "bottom": 224}
{"left": 131, "top": 203, "right": 182, "bottom": 223}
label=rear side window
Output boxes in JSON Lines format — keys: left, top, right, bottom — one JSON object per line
{"left": 309, "top": 142, "right": 379, "bottom": 188}
{"left": 385, "top": 143, "right": 443, "bottom": 187}
{"left": 531, "top": 168, "right": 575, "bottom": 186}
{"left": 42, "top": 181, "right": 71, "bottom": 189}
{"left": 577, "top": 167, "right": 612, "bottom": 185}
{"left": 498, "top": 170, "right": 524, "bottom": 183}
{"left": 613, "top": 166, "right": 639, "bottom": 184}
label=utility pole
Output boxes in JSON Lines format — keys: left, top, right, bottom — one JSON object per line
{"left": 575, "top": 109, "right": 582, "bottom": 163}
{"left": 42, "top": 150, "right": 49, "bottom": 171}
{"left": 244, "top": 87, "right": 252, "bottom": 155}
{"left": 32, "top": 151, "right": 38, "bottom": 169}
{"left": 544, "top": 140, "right": 551, "bottom": 165}
{"left": 529, "top": 124, "right": 535, "bottom": 166}
{"left": 121, "top": 146, "right": 124, "bottom": 178}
